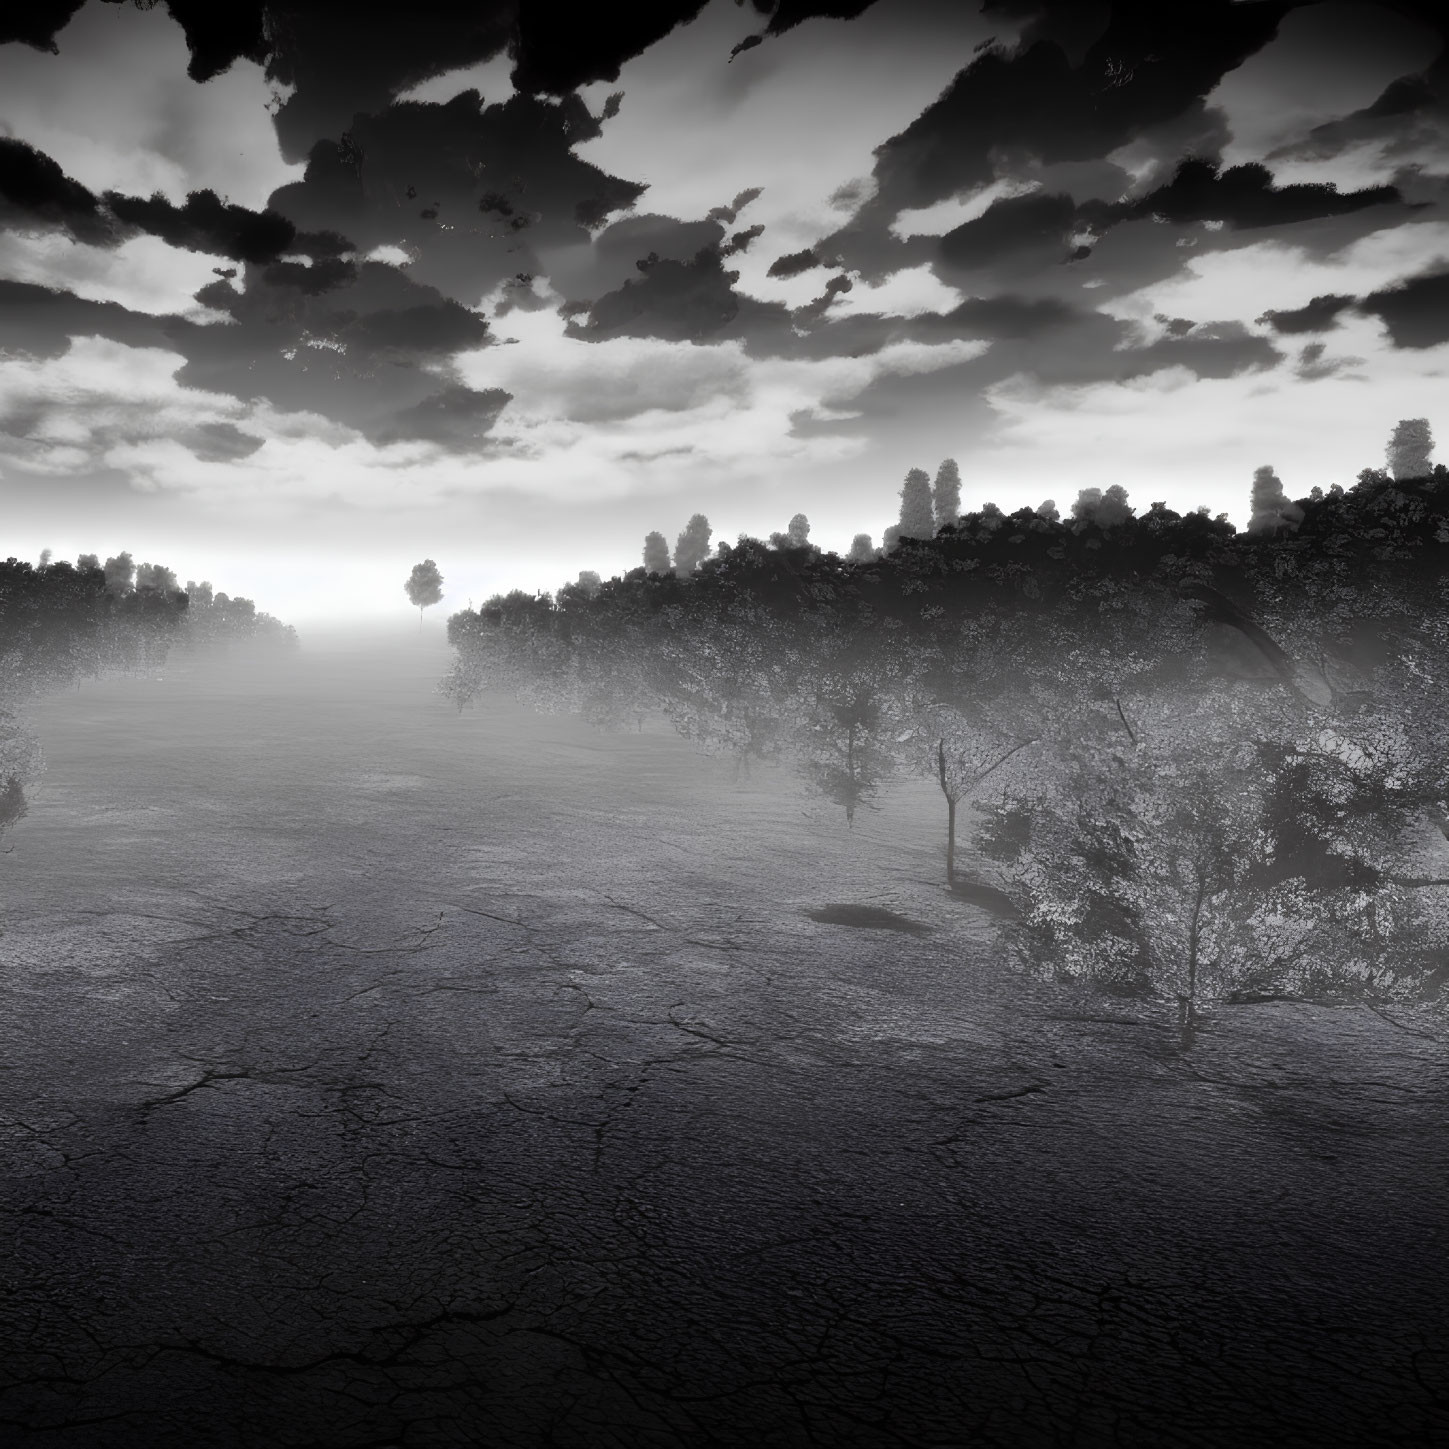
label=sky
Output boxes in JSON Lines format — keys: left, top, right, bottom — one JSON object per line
{"left": 2, "top": 0, "right": 1448, "bottom": 625}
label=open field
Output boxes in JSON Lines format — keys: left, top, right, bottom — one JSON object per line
{"left": 1, "top": 629, "right": 1446, "bottom": 1447}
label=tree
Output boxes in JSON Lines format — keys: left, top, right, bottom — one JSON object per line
{"left": 404, "top": 559, "right": 444, "bottom": 628}
{"left": 135, "top": 562, "right": 179, "bottom": 592}
{"left": 898, "top": 467, "right": 934, "bottom": 539}
{"left": 38, "top": 549, "right": 52, "bottom": 569}
{"left": 847, "top": 533, "right": 875, "bottom": 563}
{"left": 103, "top": 552, "right": 134, "bottom": 595}
{"left": 1071, "top": 484, "right": 1134, "bottom": 530}
{"left": 575, "top": 570, "right": 602, "bottom": 598}
{"left": 932, "top": 458, "right": 961, "bottom": 530}
{"left": 673, "top": 514, "right": 712, "bottom": 576}
{"left": 1246, "top": 465, "right": 1303, "bottom": 535}
{"left": 643, "top": 531, "right": 671, "bottom": 575}
{"left": 1388, "top": 418, "right": 1434, "bottom": 481}
{"left": 76, "top": 554, "right": 99, "bottom": 573}
{"left": 1035, "top": 499, "right": 1059, "bottom": 523}
{"left": 787, "top": 513, "right": 810, "bottom": 548}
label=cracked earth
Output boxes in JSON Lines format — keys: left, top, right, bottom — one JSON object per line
{"left": 1, "top": 633, "right": 1446, "bottom": 1447}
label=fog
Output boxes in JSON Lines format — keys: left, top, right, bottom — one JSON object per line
{"left": 1, "top": 623, "right": 1445, "bottom": 1446}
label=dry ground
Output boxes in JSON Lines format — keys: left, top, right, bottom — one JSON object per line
{"left": 0, "top": 628, "right": 1445, "bottom": 1447}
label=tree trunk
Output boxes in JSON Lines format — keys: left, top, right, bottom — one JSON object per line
{"left": 937, "top": 739, "right": 957, "bottom": 887}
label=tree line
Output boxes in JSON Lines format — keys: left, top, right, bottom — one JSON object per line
{"left": 0, "top": 552, "right": 297, "bottom": 838}
{"left": 441, "top": 421, "right": 1449, "bottom": 1018}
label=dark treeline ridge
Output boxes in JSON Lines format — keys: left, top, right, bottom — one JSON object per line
{"left": 442, "top": 456, "right": 1449, "bottom": 1016}
{"left": 0, "top": 552, "right": 297, "bottom": 837}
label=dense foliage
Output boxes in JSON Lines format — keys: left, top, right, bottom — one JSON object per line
{"left": 443, "top": 460, "right": 1449, "bottom": 1012}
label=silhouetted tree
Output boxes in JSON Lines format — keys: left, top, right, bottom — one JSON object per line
{"left": 1247, "top": 465, "right": 1303, "bottom": 535}
{"left": 898, "top": 467, "right": 934, "bottom": 539}
{"left": 404, "top": 559, "right": 444, "bottom": 628}
{"left": 575, "top": 570, "right": 602, "bottom": 598}
{"left": 38, "top": 549, "right": 51, "bottom": 569}
{"left": 1388, "top": 417, "right": 1434, "bottom": 480}
{"left": 103, "top": 552, "right": 134, "bottom": 594}
{"left": 787, "top": 513, "right": 810, "bottom": 547}
{"left": 1035, "top": 499, "right": 1059, "bottom": 523}
{"left": 932, "top": 458, "right": 961, "bottom": 530}
{"left": 847, "top": 533, "right": 875, "bottom": 562}
{"left": 672, "top": 514, "right": 712, "bottom": 576}
{"left": 76, "top": 554, "right": 99, "bottom": 573}
{"left": 135, "top": 562, "right": 179, "bottom": 592}
{"left": 643, "top": 531, "right": 671, "bottom": 575}
{"left": 1071, "top": 484, "right": 1134, "bottom": 530}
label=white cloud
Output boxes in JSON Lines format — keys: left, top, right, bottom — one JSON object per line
{"left": 890, "top": 179, "right": 1043, "bottom": 240}
{"left": 573, "top": 0, "right": 1021, "bottom": 279}
{"left": 0, "top": 229, "right": 231, "bottom": 319}
{"left": 824, "top": 266, "right": 964, "bottom": 320}
{"left": 363, "top": 243, "right": 418, "bottom": 268}
{"left": 394, "top": 51, "right": 515, "bottom": 108}
{"left": 0, "top": 0, "right": 302, "bottom": 209}
{"left": 1098, "top": 220, "right": 1449, "bottom": 339}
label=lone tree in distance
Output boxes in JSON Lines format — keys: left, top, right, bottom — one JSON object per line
{"left": 405, "top": 559, "right": 444, "bottom": 628}
{"left": 643, "top": 531, "right": 671, "bottom": 575}
{"left": 1388, "top": 418, "right": 1433, "bottom": 480}
{"left": 848, "top": 533, "right": 875, "bottom": 562}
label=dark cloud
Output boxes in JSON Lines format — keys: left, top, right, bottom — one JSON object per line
{"left": 1359, "top": 267, "right": 1449, "bottom": 348}
{"left": 938, "top": 294, "right": 1081, "bottom": 339}
{"left": 867, "top": 4, "right": 1293, "bottom": 219}
{"left": 184, "top": 421, "right": 267, "bottom": 462}
{"left": 938, "top": 191, "right": 1079, "bottom": 271}
{"left": 0, "top": 0, "right": 85, "bottom": 54}
{"left": 166, "top": 258, "right": 500, "bottom": 447}
{"left": 0, "top": 280, "right": 189, "bottom": 360}
{"left": 373, "top": 382, "right": 512, "bottom": 447}
{"left": 0, "top": 138, "right": 115, "bottom": 245}
{"left": 1113, "top": 158, "right": 1406, "bottom": 231}
{"left": 1256, "top": 294, "right": 1357, "bottom": 333}
{"left": 1115, "top": 320, "right": 1284, "bottom": 381}
{"left": 767, "top": 248, "right": 824, "bottom": 278}
{"left": 267, "top": 91, "right": 646, "bottom": 309}
{"left": 104, "top": 189, "right": 299, "bottom": 265}
{"left": 571, "top": 246, "right": 791, "bottom": 345}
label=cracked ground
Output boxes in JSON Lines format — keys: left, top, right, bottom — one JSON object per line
{"left": 1, "top": 632, "right": 1446, "bottom": 1448}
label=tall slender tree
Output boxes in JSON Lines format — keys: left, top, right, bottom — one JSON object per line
{"left": 672, "top": 514, "right": 713, "bottom": 575}
{"left": 898, "top": 468, "right": 934, "bottom": 539}
{"left": 932, "top": 458, "right": 961, "bottom": 530}
{"left": 643, "top": 531, "right": 671, "bottom": 575}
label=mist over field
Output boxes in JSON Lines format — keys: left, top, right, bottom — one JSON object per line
{"left": 0, "top": 617, "right": 1444, "bottom": 1446}
{"left": 6, "top": 0, "right": 1449, "bottom": 1442}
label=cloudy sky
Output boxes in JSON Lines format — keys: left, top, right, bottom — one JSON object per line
{"left": 2, "top": 0, "right": 1447, "bottom": 623}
